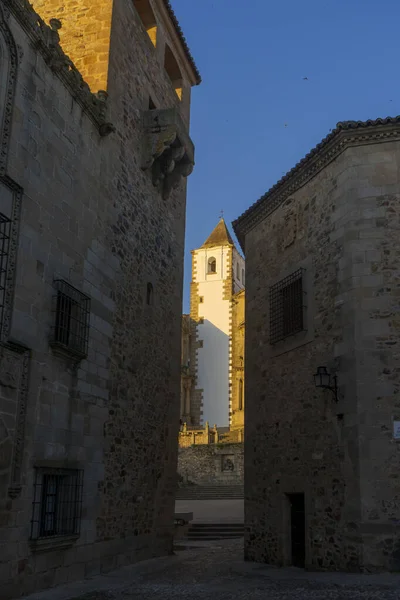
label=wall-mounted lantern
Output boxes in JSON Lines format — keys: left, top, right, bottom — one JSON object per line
{"left": 313, "top": 366, "right": 338, "bottom": 402}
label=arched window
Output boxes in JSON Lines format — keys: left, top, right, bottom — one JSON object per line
{"left": 164, "top": 44, "right": 183, "bottom": 100}
{"left": 239, "top": 379, "right": 244, "bottom": 411}
{"left": 207, "top": 257, "right": 216, "bottom": 274}
{"left": 146, "top": 282, "right": 154, "bottom": 306}
{"left": 133, "top": 0, "right": 158, "bottom": 46}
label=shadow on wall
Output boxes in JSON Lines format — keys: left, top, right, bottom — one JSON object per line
{"left": 196, "top": 318, "right": 230, "bottom": 428}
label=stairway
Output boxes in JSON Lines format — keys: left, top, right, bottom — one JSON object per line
{"left": 187, "top": 522, "right": 244, "bottom": 541}
{"left": 176, "top": 485, "right": 244, "bottom": 500}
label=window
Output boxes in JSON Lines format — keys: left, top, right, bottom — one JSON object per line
{"left": 199, "top": 296, "right": 204, "bottom": 303}
{"left": 269, "top": 268, "right": 305, "bottom": 345}
{"left": 242, "top": 269, "right": 245, "bottom": 284}
{"left": 146, "top": 282, "right": 154, "bottom": 305}
{"left": 164, "top": 44, "right": 183, "bottom": 100}
{"left": 207, "top": 257, "right": 216, "bottom": 274}
{"left": 148, "top": 96, "right": 156, "bottom": 110}
{"left": 199, "top": 317, "right": 204, "bottom": 324}
{"left": 50, "top": 280, "right": 90, "bottom": 358}
{"left": 238, "top": 379, "right": 244, "bottom": 411}
{"left": 30, "top": 468, "right": 84, "bottom": 540}
{"left": 133, "top": 0, "right": 157, "bottom": 46}
{"left": 236, "top": 263, "right": 240, "bottom": 280}
{"left": 198, "top": 340, "right": 203, "bottom": 348}
{"left": 0, "top": 212, "right": 11, "bottom": 339}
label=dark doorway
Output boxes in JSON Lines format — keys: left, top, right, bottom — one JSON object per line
{"left": 288, "top": 493, "right": 305, "bottom": 567}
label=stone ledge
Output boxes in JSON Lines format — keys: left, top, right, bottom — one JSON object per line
{"left": 29, "top": 534, "right": 80, "bottom": 553}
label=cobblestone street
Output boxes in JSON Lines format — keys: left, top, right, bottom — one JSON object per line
{"left": 24, "top": 539, "right": 400, "bottom": 600}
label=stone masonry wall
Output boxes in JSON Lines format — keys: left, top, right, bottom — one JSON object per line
{"left": 243, "top": 137, "right": 400, "bottom": 572}
{"left": 244, "top": 149, "right": 360, "bottom": 571}
{"left": 31, "top": 0, "right": 114, "bottom": 91}
{"left": 0, "top": 0, "right": 197, "bottom": 597}
{"left": 340, "top": 143, "right": 400, "bottom": 570}
{"left": 178, "top": 443, "right": 244, "bottom": 486}
{"left": 231, "top": 290, "right": 244, "bottom": 430}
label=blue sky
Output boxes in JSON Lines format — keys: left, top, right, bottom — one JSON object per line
{"left": 175, "top": 0, "right": 400, "bottom": 312}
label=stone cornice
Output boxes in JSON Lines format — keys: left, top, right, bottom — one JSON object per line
{"left": 5, "top": 0, "right": 115, "bottom": 135}
{"left": 233, "top": 118, "right": 400, "bottom": 251}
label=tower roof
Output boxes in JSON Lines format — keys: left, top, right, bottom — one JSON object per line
{"left": 201, "top": 219, "right": 234, "bottom": 248}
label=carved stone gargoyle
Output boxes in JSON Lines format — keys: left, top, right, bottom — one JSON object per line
{"left": 141, "top": 108, "right": 195, "bottom": 200}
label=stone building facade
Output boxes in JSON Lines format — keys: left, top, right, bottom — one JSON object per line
{"left": 231, "top": 288, "right": 245, "bottom": 431}
{"left": 179, "top": 219, "right": 245, "bottom": 430}
{"left": 0, "top": 0, "right": 200, "bottom": 597}
{"left": 233, "top": 118, "right": 400, "bottom": 572}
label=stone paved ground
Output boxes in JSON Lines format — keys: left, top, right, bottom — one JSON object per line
{"left": 24, "top": 539, "right": 400, "bottom": 600}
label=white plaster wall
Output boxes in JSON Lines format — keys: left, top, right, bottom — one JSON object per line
{"left": 194, "top": 246, "right": 231, "bottom": 427}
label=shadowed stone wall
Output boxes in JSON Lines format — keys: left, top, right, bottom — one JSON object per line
{"left": 235, "top": 128, "right": 400, "bottom": 572}
{"left": 177, "top": 444, "right": 244, "bottom": 486}
{"left": 0, "top": 0, "right": 199, "bottom": 597}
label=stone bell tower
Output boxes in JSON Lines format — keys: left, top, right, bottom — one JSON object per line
{"left": 189, "top": 219, "right": 245, "bottom": 428}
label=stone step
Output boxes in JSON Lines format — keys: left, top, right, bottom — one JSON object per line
{"left": 176, "top": 485, "right": 244, "bottom": 500}
{"left": 187, "top": 522, "right": 244, "bottom": 541}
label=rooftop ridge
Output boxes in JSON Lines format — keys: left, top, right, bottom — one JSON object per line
{"left": 5, "top": 0, "right": 114, "bottom": 135}
{"left": 233, "top": 116, "right": 400, "bottom": 250}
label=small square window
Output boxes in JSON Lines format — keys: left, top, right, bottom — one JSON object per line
{"left": 199, "top": 317, "right": 204, "bottom": 324}
{"left": 269, "top": 268, "right": 305, "bottom": 344}
{"left": 199, "top": 297, "right": 204, "bottom": 303}
{"left": 198, "top": 340, "right": 203, "bottom": 348}
{"left": 30, "top": 468, "right": 84, "bottom": 540}
{"left": 50, "top": 280, "right": 90, "bottom": 358}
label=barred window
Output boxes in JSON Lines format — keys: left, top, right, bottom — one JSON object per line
{"left": 50, "top": 280, "right": 90, "bottom": 358}
{"left": 0, "top": 213, "right": 11, "bottom": 338}
{"left": 269, "top": 268, "right": 305, "bottom": 344}
{"left": 30, "top": 468, "right": 84, "bottom": 540}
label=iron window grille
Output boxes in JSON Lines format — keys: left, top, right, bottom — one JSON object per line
{"left": 0, "top": 213, "right": 11, "bottom": 339}
{"left": 50, "top": 280, "right": 90, "bottom": 358}
{"left": 269, "top": 268, "right": 306, "bottom": 345}
{"left": 30, "top": 468, "right": 84, "bottom": 540}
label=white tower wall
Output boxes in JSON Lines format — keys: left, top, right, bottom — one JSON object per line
{"left": 194, "top": 246, "right": 231, "bottom": 427}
